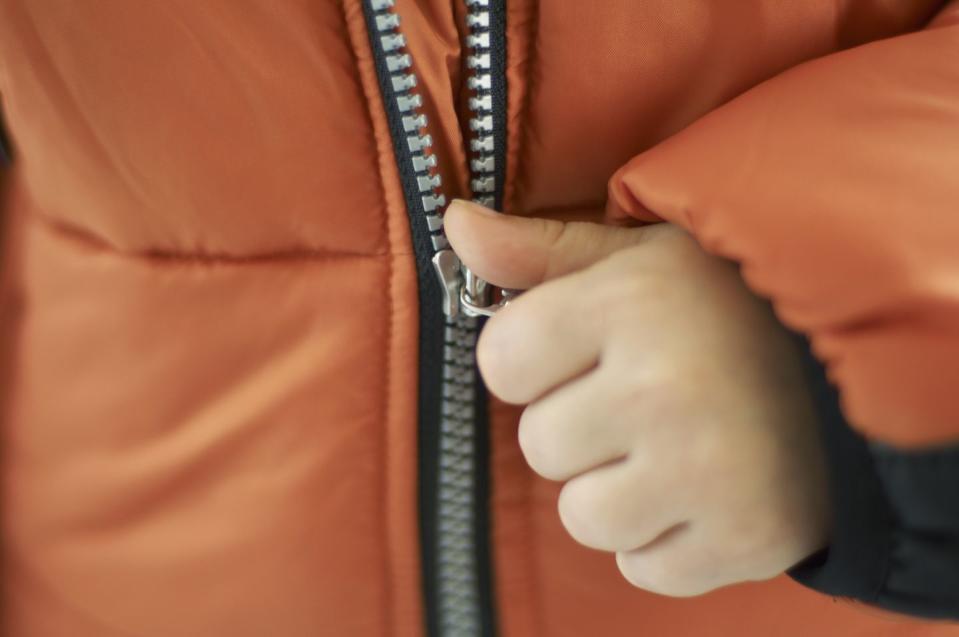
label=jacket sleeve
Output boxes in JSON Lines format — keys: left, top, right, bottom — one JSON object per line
{"left": 607, "top": 3, "right": 959, "bottom": 619}
{"left": 792, "top": 338, "right": 959, "bottom": 619}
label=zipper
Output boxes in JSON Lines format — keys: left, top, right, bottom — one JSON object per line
{"left": 361, "top": 1, "right": 507, "bottom": 636}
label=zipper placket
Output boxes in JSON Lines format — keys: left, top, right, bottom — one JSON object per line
{"left": 362, "top": 1, "right": 506, "bottom": 636}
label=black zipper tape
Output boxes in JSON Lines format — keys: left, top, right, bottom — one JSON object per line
{"left": 360, "top": 6, "right": 446, "bottom": 636}
{"left": 474, "top": 1, "right": 508, "bottom": 634}
{"left": 488, "top": 0, "right": 508, "bottom": 213}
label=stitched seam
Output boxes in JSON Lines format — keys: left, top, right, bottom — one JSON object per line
{"left": 32, "top": 212, "right": 398, "bottom": 264}
{"left": 342, "top": 2, "right": 398, "bottom": 636}
{"left": 27, "top": 196, "right": 609, "bottom": 265}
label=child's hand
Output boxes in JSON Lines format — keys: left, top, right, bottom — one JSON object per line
{"left": 445, "top": 200, "right": 831, "bottom": 597}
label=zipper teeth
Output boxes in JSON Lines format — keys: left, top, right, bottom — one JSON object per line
{"left": 435, "top": 4, "right": 498, "bottom": 634}
{"left": 464, "top": 0, "right": 497, "bottom": 210}
{"left": 437, "top": 316, "right": 482, "bottom": 637}
{"left": 370, "top": 0, "right": 450, "bottom": 253}
{"left": 368, "top": 1, "right": 493, "bottom": 636}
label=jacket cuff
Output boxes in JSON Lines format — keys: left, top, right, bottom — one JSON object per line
{"left": 788, "top": 336, "right": 894, "bottom": 600}
{"left": 789, "top": 336, "right": 959, "bottom": 620}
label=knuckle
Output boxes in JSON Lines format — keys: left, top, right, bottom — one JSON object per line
{"left": 558, "top": 479, "right": 623, "bottom": 551}
{"left": 517, "top": 408, "right": 567, "bottom": 481}
{"left": 542, "top": 220, "right": 574, "bottom": 279}
{"left": 476, "top": 302, "right": 552, "bottom": 405}
{"left": 617, "top": 553, "right": 705, "bottom": 598}
{"left": 476, "top": 320, "right": 523, "bottom": 403}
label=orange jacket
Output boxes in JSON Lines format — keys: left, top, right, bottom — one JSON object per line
{"left": 0, "top": 1, "right": 957, "bottom": 635}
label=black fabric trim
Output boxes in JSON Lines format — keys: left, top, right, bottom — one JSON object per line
{"left": 473, "top": 346, "right": 497, "bottom": 637}
{"left": 488, "top": 0, "right": 507, "bottom": 213}
{"left": 870, "top": 444, "right": 959, "bottom": 619}
{"left": 788, "top": 336, "right": 895, "bottom": 600}
{"left": 789, "top": 336, "right": 959, "bottom": 620}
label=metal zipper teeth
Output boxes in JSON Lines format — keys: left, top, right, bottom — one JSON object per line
{"left": 366, "top": 2, "right": 492, "bottom": 636}
{"left": 369, "top": 0, "right": 448, "bottom": 251}
{"left": 464, "top": 0, "right": 497, "bottom": 211}
{"left": 436, "top": 3, "right": 504, "bottom": 636}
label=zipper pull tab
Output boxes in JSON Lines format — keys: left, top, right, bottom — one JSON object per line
{"left": 432, "top": 249, "right": 515, "bottom": 318}
{"left": 459, "top": 266, "right": 515, "bottom": 317}
{"left": 460, "top": 284, "right": 516, "bottom": 317}
{"left": 432, "top": 249, "right": 463, "bottom": 318}
{"left": 460, "top": 265, "right": 490, "bottom": 315}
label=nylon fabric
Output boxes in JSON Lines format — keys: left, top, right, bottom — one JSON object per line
{"left": 0, "top": 1, "right": 956, "bottom": 635}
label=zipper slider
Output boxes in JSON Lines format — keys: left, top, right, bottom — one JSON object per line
{"left": 432, "top": 249, "right": 514, "bottom": 318}
{"left": 432, "top": 249, "right": 464, "bottom": 318}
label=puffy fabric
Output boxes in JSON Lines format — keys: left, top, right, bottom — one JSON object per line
{"left": 0, "top": 1, "right": 957, "bottom": 635}
{"left": 608, "top": 1, "right": 959, "bottom": 448}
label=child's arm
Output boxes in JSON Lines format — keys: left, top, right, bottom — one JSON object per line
{"left": 608, "top": 1, "right": 959, "bottom": 618}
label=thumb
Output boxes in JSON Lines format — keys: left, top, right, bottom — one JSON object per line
{"left": 444, "top": 199, "right": 649, "bottom": 289}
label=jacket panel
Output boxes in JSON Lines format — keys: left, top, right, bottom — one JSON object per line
{"left": 508, "top": 0, "right": 942, "bottom": 217}
{"left": 0, "top": 2, "right": 427, "bottom": 634}
{"left": 4, "top": 208, "right": 397, "bottom": 636}
{"left": 0, "top": 0, "right": 390, "bottom": 257}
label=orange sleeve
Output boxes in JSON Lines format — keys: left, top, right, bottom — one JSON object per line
{"left": 608, "top": 3, "right": 959, "bottom": 448}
